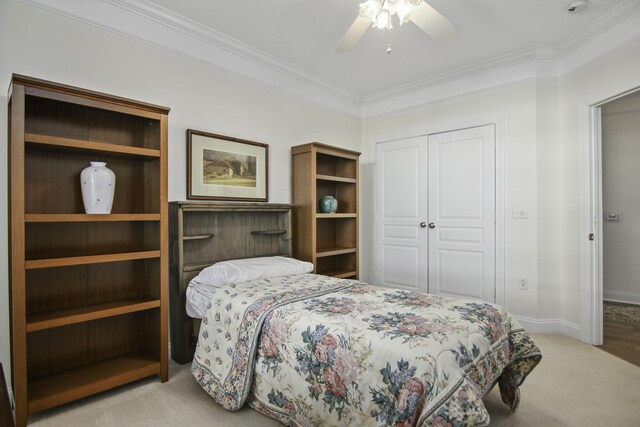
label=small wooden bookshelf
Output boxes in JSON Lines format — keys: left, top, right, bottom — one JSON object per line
{"left": 291, "top": 143, "right": 360, "bottom": 279}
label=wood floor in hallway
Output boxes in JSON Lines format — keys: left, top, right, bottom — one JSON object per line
{"left": 598, "top": 318, "right": 640, "bottom": 367}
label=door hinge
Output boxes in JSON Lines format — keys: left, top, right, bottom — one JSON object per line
{"left": 589, "top": 233, "right": 595, "bottom": 241}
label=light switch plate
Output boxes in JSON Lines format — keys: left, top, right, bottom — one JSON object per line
{"left": 605, "top": 211, "right": 621, "bottom": 222}
{"left": 512, "top": 207, "right": 528, "bottom": 219}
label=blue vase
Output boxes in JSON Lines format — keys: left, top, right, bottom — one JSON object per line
{"left": 319, "top": 196, "right": 338, "bottom": 213}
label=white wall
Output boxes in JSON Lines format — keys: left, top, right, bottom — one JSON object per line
{"left": 361, "top": 82, "right": 541, "bottom": 319}
{"left": 0, "top": 0, "right": 360, "bottom": 382}
{"left": 557, "top": 37, "right": 640, "bottom": 326}
{"left": 362, "top": 36, "right": 640, "bottom": 336}
{"left": 601, "top": 91, "right": 640, "bottom": 304}
{"left": 536, "top": 79, "right": 563, "bottom": 321}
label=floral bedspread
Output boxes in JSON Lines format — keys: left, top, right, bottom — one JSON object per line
{"left": 192, "top": 274, "right": 541, "bottom": 426}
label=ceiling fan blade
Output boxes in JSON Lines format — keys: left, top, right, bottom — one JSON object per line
{"left": 336, "top": 16, "right": 371, "bottom": 53}
{"left": 409, "top": 2, "right": 457, "bottom": 40}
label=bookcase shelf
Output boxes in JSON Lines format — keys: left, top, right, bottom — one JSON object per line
{"left": 25, "top": 250, "right": 161, "bottom": 270}
{"left": 315, "top": 174, "right": 356, "bottom": 183}
{"left": 28, "top": 353, "right": 160, "bottom": 413}
{"left": 26, "top": 298, "right": 160, "bottom": 332}
{"left": 25, "top": 213, "right": 160, "bottom": 223}
{"left": 316, "top": 246, "right": 357, "bottom": 257}
{"left": 318, "top": 269, "right": 357, "bottom": 279}
{"left": 316, "top": 213, "right": 357, "bottom": 219}
{"left": 292, "top": 143, "right": 360, "bottom": 279}
{"left": 25, "top": 133, "right": 161, "bottom": 159}
{"left": 9, "top": 74, "right": 169, "bottom": 426}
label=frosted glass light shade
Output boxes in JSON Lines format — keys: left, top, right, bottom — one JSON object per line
{"left": 360, "top": 0, "right": 421, "bottom": 29}
{"left": 374, "top": 9, "right": 392, "bottom": 29}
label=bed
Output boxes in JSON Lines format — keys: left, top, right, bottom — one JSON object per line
{"left": 188, "top": 261, "right": 540, "bottom": 426}
{"left": 169, "top": 203, "right": 541, "bottom": 426}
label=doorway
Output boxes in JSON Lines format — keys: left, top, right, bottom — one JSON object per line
{"left": 598, "top": 91, "right": 640, "bottom": 366}
{"left": 373, "top": 125, "right": 496, "bottom": 302}
{"left": 581, "top": 85, "right": 640, "bottom": 345}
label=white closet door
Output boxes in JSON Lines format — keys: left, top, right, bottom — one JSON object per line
{"left": 374, "top": 137, "right": 428, "bottom": 292}
{"left": 428, "top": 125, "right": 496, "bottom": 301}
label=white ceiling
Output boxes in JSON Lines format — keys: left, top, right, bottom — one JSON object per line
{"left": 147, "top": 0, "right": 627, "bottom": 98}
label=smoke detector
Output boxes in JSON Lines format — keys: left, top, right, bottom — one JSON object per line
{"left": 567, "top": 1, "right": 588, "bottom": 13}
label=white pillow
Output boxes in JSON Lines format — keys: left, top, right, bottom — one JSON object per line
{"left": 195, "top": 256, "right": 314, "bottom": 288}
{"left": 185, "top": 279, "right": 215, "bottom": 319}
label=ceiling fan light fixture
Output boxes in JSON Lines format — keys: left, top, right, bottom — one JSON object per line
{"left": 374, "top": 8, "right": 393, "bottom": 29}
{"left": 359, "top": 0, "right": 382, "bottom": 22}
{"left": 396, "top": 0, "right": 420, "bottom": 24}
{"left": 361, "top": 0, "right": 422, "bottom": 29}
{"left": 337, "top": 0, "right": 456, "bottom": 53}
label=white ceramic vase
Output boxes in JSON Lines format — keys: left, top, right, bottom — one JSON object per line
{"left": 80, "top": 162, "right": 116, "bottom": 214}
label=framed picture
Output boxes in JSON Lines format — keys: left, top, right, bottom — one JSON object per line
{"left": 187, "top": 129, "right": 269, "bottom": 201}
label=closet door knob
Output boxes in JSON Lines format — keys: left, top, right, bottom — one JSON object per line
{"left": 428, "top": 223, "right": 436, "bottom": 229}
{"left": 420, "top": 222, "right": 427, "bottom": 228}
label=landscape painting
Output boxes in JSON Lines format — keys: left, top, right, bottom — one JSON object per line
{"left": 187, "top": 129, "right": 268, "bottom": 201}
{"left": 202, "top": 148, "right": 257, "bottom": 187}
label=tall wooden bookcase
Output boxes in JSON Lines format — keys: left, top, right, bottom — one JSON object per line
{"left": 8, "top": 75, "right": 169, "bottom": 426}
{"left": 291, "top": 143, "right": 360, "bottom": 279}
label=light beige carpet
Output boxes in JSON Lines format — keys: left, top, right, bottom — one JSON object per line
{"left": 29, "top": 334, "right": 640, "bottom": 426}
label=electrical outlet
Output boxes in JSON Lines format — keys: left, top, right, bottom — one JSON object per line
{"left": 518, "top": 277, "right": 528, "bottom": 290}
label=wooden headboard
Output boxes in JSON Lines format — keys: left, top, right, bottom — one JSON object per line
{"left": 169, "top": 201, "right": 292, "bottom": 364}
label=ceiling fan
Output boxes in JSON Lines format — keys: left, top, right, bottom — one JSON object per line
{"left": 336, "top": 0, "right": 457, "bottom": 53}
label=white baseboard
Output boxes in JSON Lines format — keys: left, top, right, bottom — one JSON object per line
{"left": 514, "top": 316, "right": 581, "bottom": 341}
{"left": 603, "top": 290, "right": 640, "bottom": 305}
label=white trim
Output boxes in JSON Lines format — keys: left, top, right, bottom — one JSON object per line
{"left": 604, "top": 290, "right": 640, "bottom": 305}
{"left": 362, "top": 2, "right": 640, "bottom": 118}
{"left": 18, "top": 0, "right": 640, "bottom": 119}
{"left": 362, "top": 58, "right": 546, "bottom": 118}
{"left": 579, "top": 104, "right": 603, "bottom": 345}
{"left": 556, "top": 0, "right": 640, "bottom": 54}
{"left": 556, "top": 0, "right": 640, "bottom": 76}
{"left": 494, "top": 117, "right": 506, "bottom": 308}
{"left": 515, "top": 316, "right": 581, "bottom": 340}
{"left": 594, "top": 108, "right": 604, "bottom": 345}
{"left": 579, "top": 82, "right": 640, "bottom": 345}
{"left": 20, "top": 0, "right": 362, "bottom": 117}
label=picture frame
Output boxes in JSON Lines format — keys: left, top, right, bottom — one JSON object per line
{"left": 187, "top": 129, "right": 269, "bottom": 201}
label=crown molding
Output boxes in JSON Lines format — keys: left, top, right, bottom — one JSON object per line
{"left": 20, "top": 0, "right": 362, "bottom": 117}
{"left": 556, "top": 1, "right": 640, "bottom": 78}
{"left": 361, "top": 47, "right": 557, "bottom": 118}
{"left": 362, "top": 0, "right": 640, "bottom": 118}
{"left": 19, "top": 0, "right": 640, "bottom": 120}
{"left": 556, "top": 0, "right": 640, "bottom": 54}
